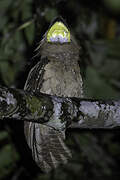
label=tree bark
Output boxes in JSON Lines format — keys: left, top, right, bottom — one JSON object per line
{"left": 0, "top": 85, "right": 120, "bottom": 129}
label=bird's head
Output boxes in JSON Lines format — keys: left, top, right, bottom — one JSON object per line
{"left": 36, "top": 17, "right": 79, "bottom": 61}
{"left": 47, "top": 19, "right": 70, "bottom": 43}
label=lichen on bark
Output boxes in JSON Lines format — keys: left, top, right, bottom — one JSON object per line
{"left": 0, "top": 85, "right": 120, "bottom": 129}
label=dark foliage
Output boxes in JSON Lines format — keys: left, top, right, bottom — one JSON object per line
{"left": 0, "top": 0, "right": 120, "bottom": 179}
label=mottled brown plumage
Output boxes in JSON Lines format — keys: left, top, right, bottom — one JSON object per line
{"left": 24, "top": 19, "right": 83, "bottom": 172}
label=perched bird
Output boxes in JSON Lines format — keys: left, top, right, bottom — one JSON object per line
{"left": 24, "top": 17, "right": 83, "bottom": 173}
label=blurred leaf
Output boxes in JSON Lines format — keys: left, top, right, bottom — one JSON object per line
{"left": 84, "top": 66, "right": 120, "bottom": 99}
{"left": 0, "top": 61, "right": 16, "bottom": 86}
{"left": 103, "top": 0, "right": 120, "bottom": 13}
{"left": 0, "top": 130, "right": 19, "bottom": 179}
{"left": 17, "top": 19, "right": 35, "bottom": 31}
{"left": 24, "top": 22, "right": 35, "bottom": 45}
{"left": 44, "top": 8, "right": 58, "bottom": 22}
{"left": 86, "top": 39, "right": 120, "bottom": 92}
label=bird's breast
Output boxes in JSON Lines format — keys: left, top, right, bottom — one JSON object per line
{"left": 40, "top": 62, "right": 83, "bottom": 97}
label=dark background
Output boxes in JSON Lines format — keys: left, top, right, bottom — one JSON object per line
{"left": 0, "top": 0, "right": 120, "bottom": 179}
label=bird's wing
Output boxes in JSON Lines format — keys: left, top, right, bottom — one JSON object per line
{"left": 24, "top": 122, "right": 71, "bottom": 172}
{"left": 24, "top": 57, "right": 49, "bottom": 93}
{"left": 24, "top": 57, "right": 71, "bottom": 173}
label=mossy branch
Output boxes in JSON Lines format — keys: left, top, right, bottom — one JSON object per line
{"left": 0, "top": 85, "right": 120, "bottom": 129}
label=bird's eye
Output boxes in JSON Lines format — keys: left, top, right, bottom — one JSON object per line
{"left": 47, "top": 22, "right": 70, "bottom": 43}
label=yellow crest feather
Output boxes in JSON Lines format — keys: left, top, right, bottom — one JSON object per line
{"left": 47, "top": 22, "right": 70, "bottom": 43}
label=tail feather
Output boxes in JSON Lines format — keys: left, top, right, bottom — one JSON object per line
{"left": 24, "top": 122, "right": 72, "bottom": 173}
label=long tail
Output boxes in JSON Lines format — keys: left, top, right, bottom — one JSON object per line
{"left": 24, "top": 122, "right": 72, "bottom": 173}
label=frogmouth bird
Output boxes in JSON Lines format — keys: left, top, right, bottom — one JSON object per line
{"left": 24, "top": 17, "right": 83, "bottom": 173}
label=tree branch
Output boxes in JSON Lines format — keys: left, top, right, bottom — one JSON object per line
{"left": 0, "top": 85, "right": 120, "bottom": 129}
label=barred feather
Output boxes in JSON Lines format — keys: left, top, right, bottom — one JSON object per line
{"left": 24, "top": 122, "right": 71, "bottom": 172}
